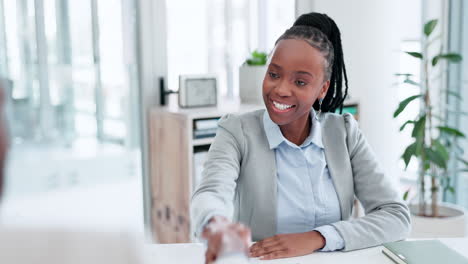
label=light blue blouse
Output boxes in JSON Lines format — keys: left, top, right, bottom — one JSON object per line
{"left": 263, "top": 110, "right": 344, "bottom": 251}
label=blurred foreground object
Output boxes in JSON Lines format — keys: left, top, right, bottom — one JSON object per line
{"left": 0, "top": 226, "right": 145, "bottom": 264}
{"left": 203, "top": 216, "right": 251, "bottom": 264}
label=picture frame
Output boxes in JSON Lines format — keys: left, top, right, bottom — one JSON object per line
{"left": 178, "top": 74, "right": 218, "bottom": 108}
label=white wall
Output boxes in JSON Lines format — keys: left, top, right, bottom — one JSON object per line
{"left": 297, "top": 0, "right": 421, "bottom": 185}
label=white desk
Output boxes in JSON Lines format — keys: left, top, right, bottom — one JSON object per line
{"left": 147, "top": 238, "right": 468, "bottom": 263}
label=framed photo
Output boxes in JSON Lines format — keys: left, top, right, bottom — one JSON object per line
{"left": 178, "top": 74, "right": 217, "bottom": 108}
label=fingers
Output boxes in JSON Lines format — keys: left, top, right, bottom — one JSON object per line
{"left": 238, "top": 225, "right": 252, "bottom": 252}
{"left": 249, "top": 235, "right": 280, "bottom": 252}
{"left": 205, "top": 232, "right": 222, "bottom": 264}
{"left": 255, "top": 237, "right": 280, "bottom": 248}
{"left": 203, "top": 222, "right": 252, "bottom": 263}
{"left": 250, "top": 243, "right": 285, "bottom": 257}
{"left": 230, "top": 223, "right": 251, "bottom": 255}
{"left": 205, "top": 251, "right": 215, "bottom": 264}
{"left": 260, "top": 249, "right": 291, "bottom": 260}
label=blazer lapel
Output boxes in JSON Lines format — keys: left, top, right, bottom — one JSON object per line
{"left": 250, "top": 115, "right": 278, "bottom": 241}
{"left": 321, "top": 118, "right": 353, "bottom": 220}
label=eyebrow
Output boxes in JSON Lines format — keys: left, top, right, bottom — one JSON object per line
{"left": 296, "top": 71, "right": 313, "bottom": 77}
{"left": 269, "top": 63, "right": 313, "bottom": 77}
{"left": 269, "top": 63, "right": 282, "bottom": 69}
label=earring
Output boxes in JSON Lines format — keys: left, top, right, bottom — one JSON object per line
{"left": 315, "top": 98, "right": 323, "bottom": 120}
{"left": 318, "top": 98, "right": 323, "bottom": 115}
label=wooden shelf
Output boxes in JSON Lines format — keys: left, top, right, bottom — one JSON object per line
{"left": 192, "top": 137, "right": 214, "bottom": 147}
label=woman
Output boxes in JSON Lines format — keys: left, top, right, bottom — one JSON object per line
{"left": 191, "top": 12, "right": 411, "bottom": 263}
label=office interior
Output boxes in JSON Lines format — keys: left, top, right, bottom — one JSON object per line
{"left": 0, "top": 0, "right": 467, "bottom": 245}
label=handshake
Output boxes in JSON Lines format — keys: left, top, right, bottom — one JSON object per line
{"left": 202, "top": 216, "right": 327, "bottom": 264}
{"left": 202, "top": 216, "right": 251, "bottom": 264}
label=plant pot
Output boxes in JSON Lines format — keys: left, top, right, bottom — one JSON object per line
{"left": 409, "top": 202, "right": 467, "bottom": 238}
{"left": 239, "top": 64, "right": 267, "bottom": 105}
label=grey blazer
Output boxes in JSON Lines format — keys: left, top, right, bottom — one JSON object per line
{"left": 190, "top": 109, "right": 411, "bottom": 251}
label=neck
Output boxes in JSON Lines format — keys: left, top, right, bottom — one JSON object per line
{"left": 279, "top": 113, "right": 311, "bottom": 146}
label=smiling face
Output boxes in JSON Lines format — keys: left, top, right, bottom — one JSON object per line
{"left": 262, "top": 39, "right": 330, "bottom": 130}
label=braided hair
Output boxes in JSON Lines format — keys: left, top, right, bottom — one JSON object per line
{"left": 277, "top": 12, "right": 349, "bottom": 113}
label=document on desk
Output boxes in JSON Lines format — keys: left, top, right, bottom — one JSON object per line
{"left": 382, "top": 240, "right": 468, "bottom": 264}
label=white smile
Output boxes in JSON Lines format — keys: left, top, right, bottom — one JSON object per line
{"left": 272, "top": 100, "right": 294, "bottom": 110}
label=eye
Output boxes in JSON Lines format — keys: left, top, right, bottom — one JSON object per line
{"left": 295, "top": 80, "right": 307, "bottom": 86}
{"left": 268, "top": 72, "right": 280, "bottom": 79}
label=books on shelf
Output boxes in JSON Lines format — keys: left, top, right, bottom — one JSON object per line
{"left": 382, "top": 240, "right": 468, "bottom": 264}
{"left": 193, "top": 128, "right": 217, "bottom": 139}
{"left": 193, "top": 118, "right": 219, "bottom": 139}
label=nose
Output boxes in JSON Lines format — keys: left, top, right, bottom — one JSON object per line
{"left": 274, "top": 79, "right": 292, "bottom": 97}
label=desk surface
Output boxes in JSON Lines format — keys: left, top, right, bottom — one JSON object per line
{"left": 147, "top": 238, "right": 468, "bottom": 264}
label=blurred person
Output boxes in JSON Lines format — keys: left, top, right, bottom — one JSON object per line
{"left": 192, "top": 12, "right": 411, "bottom": 263}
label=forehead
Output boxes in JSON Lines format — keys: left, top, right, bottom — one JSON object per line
{"left": 270, "top": 39, "right": 325, "bottom": 73}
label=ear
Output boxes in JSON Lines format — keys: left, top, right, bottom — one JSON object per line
{"left": 318, "top": 80, "right": 330, "bottom": 99}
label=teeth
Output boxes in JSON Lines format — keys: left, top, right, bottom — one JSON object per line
{"left": 273, "top": 101, "right": 293, "bottom": 110}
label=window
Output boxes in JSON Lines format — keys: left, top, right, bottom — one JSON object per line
{"left": 0, "top": 0, "right": 139, "bottom": 146}
{"left": 165, "top": 0, "right": 295, "bottom": 99}
{"left": 0, "top": 0, "right": 141, "bottom": 199}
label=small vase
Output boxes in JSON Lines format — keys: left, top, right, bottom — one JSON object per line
{"left": 239, "top": 64, "right": 267, "bottom": 105}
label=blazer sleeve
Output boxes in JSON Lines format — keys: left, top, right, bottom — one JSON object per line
{"left": 190, "top": 114, "right": 244, "bottom": 238}
{"left": 330, "top": 113, "right": 411, "bottom": 251}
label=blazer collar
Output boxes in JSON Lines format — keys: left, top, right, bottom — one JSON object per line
{"left": 263, "top": 109, "right": 324, "bottom": 149}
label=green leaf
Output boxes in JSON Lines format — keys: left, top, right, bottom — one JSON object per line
{"left": 403, "top": 79, "right": 420, "bottom": 86}
{"left": 402, "top": 143, "right": 417, "bottom": 168}
{"left": 412, "top": 115, "right": 426, "bottom": 138}
{"left": 432, "top": 139, "right": 449, "bottom": 161}
{"left": 423, "top": 160, "right": 431, "bottom": 171}
{"left": 246, "top": 50, "right": 267, "bottom": 65}
{"left": 447, "top": 186, "right": 455, "bottom": 194}
{"left": 432, "top": 55, "right": 440, "bottom": 66}
{"left": 405, "top": 51, "right": 423, "bottom": 59}
{"left": 403, "top": 189, "right": 410, "bottom": 201}
{"left": 438, "top": 53, "right": 462, "bottom": 63}
{"left": 424, "top": 19, "right": 438, "bottom": 36}
{"left": 411, "top": 116, "right": 426, "bottom": 157}
{"left": 252, "top": 50, "right": 266, "bottom": 59}
{"left": 400, "top": 120, "right": 415, "bottom": 131}
{"left": 437, "top": 126, "right": 466, "bottom": 138}
{"left": 393, "top": 95, "right": 423, "bottom": 118}
{"left": 394, "top": 73, "right": 414, "bottom": 77}
{"left": 425, "top": 147, "right": 447, "bottom": 169}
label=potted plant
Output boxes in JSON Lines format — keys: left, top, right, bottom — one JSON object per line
{"left": 394, "top": 19, "right": 468, "bottom": 237}
{"left": 239, "top": 50, "right": 268, "bottom": 104}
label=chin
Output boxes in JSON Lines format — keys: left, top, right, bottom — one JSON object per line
{"left": 266, "top": 108, "right": 291, "bottom": 126}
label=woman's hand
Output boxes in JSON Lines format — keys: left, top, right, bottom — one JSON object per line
{"left": 249, "top": 231, "right": 325, "bottom": 260}
{"left": 202, "top": 216, "right": 252, "bottom": 264}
